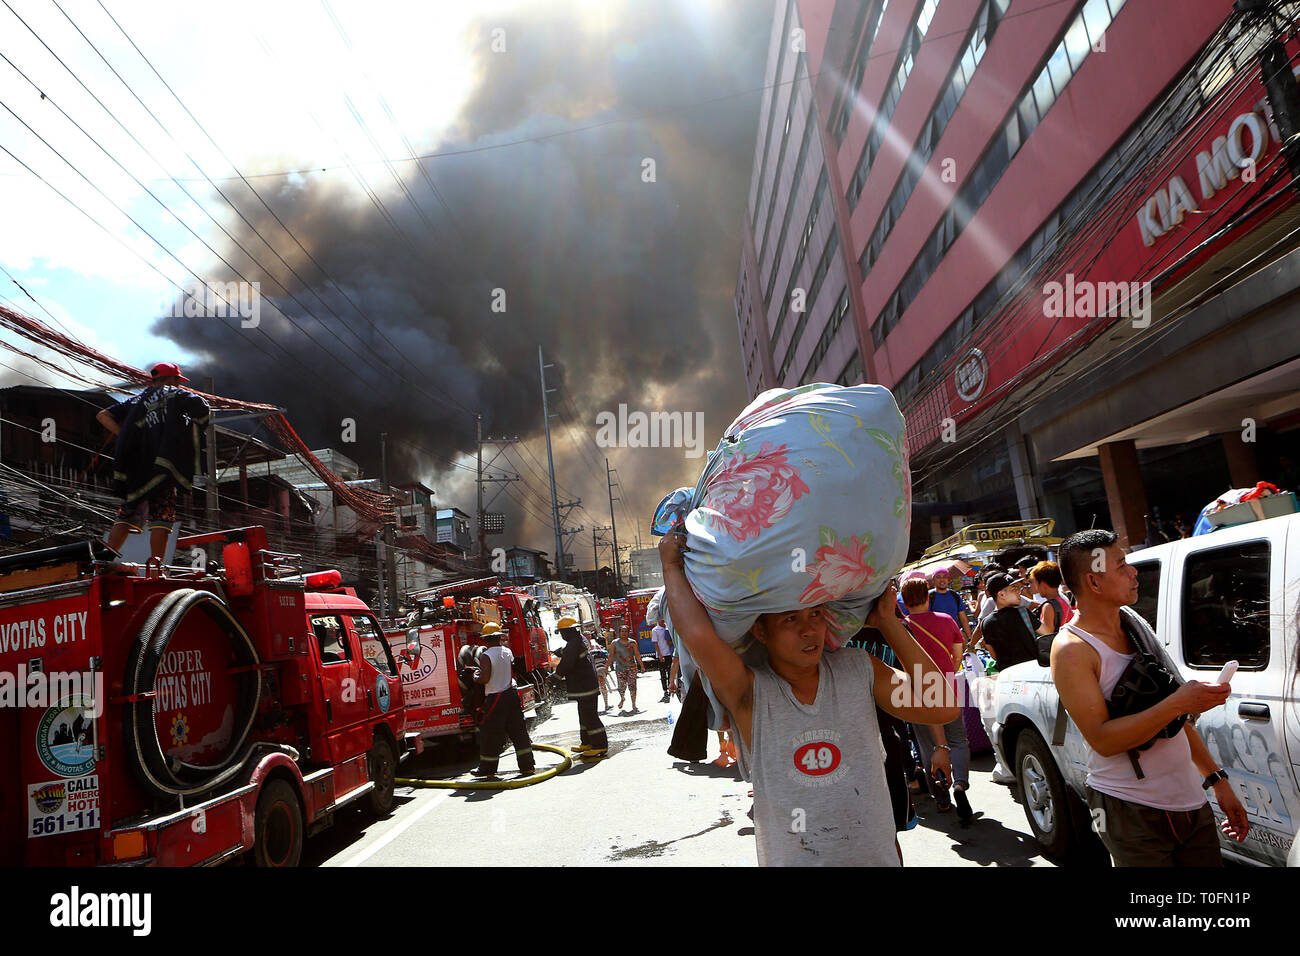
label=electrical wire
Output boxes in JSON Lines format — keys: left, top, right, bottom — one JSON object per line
{"left": 87, "top": 0, "right": 483, "bottom": 421}
{"left": 37, "top": 0, "right": 485, "bottom": 421}
{"left": 136, "top": 0, "right": 1083, "bottom": 185}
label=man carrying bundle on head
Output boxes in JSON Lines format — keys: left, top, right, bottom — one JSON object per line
{"left": 656, "top": 381, "right": 958, "bottom": 866}
{"left": 662, "top": 536, "right": 957, "bottom": 865}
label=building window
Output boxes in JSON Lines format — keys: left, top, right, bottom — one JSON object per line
{"left": 837, "top": 351, "right": 864, "bottom": 386}
{"left": 846, "top": 0, "right": 945, "bottom": 210}
{"left": 859, "top": 0, "right": 1010, "bottom": 278}
{"left": 890, "top": 0, "right": 1253, "bottom": 427}
{"left": 778, "top": 233, "right": 839, "bottom": 382}
{"left": 872, "top": 0, "right": 1124, "bottom": 350}
{"left": 800, "top": 288, "right": 850, "bottom": 384}
{"left": 759, "top": 108, "right": 817, "bottom": 284}
{"left": 769, "top": 171, "right": 828, "bottom": 348}
{"left": 751, "top": 0, "right": 796, "bottom": 217}
{"left": 831, "top": 0, "right": 893, "bottom": 143}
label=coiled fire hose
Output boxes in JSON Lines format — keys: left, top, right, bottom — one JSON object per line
{"left": 396, "top": 743, "right": 573, "bottom": 790}
{"left": 123, "top": 588, "right": 263, "bottom": 799}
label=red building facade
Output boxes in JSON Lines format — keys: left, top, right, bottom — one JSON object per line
{"left": 739, "top": 0, "right": 1300, "bottom": 549}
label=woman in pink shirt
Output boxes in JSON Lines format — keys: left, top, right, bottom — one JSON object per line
{"left": 900, "top": 578, "right": 974, "bottom": 825}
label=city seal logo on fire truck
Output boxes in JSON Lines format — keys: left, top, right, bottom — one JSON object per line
{"left": 36, "top": 695, "right": 96, "bottom": 777}
{"left": 375, "top": 674, "right": 391, "bottom": 713}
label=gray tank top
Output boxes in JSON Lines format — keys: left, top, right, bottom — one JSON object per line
{"left": 735, "top": 648, "right": 899, "bottom": 866}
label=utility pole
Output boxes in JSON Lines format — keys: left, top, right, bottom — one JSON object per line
{"left": 606, "top": 458, "right": 622, "bottom": 592}
{"left": 538, "top": 346, "right": 583, "bottom": 580}
{"left": 379, "top": 431, "right": 397, "bottom": 616}
{"left": 556, "top": 500, "right": 583, "bottom": 582}
{"left": 476, "top": 423, "right": 520, "bottom": 569}
{"left": 592, "top": 525, "right": 611, "bottom": 596}
{"left": 204, "top": 377, "right": 219, "bottom": 533}
{"left": 375, "top": 528, "right": 386, "bottom": 618}
{"left": 539, "top": 346, "right": 564, "bottom": 579}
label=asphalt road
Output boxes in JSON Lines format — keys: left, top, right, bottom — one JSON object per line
{"left": 306, "top": 671, "right": 1057, "bottom": 867}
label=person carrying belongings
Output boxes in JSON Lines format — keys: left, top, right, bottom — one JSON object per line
{"left": 554, "top": 615, "right": 608, "bottom": 760}
{"left": 470, "top": 622, "right": 536, "bottom": 779}
{"left": 95, "top": 362, "right": 210, "bottom": 565}
{"left": 663, "top": 541, "right": 957, "bottom": 865}
{"left": 656, "top": 382, "right": 957, "bottom": 866}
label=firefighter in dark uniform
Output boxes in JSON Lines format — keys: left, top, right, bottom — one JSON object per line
{"left": 471, "top": 622, "right": 536, "bottom": 778}
{"left": 554, "top": 616, "right": 607, "bottom": 759}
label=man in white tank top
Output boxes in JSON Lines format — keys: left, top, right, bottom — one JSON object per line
{"left": 471, "top": 622, "right": 536, "bottom": 778}
{"left": 1051, "top": 530, "right": 1249, "bottom": 865}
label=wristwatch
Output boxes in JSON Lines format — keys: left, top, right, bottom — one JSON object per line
{"left": 1202, "top": 769, "right": 1229, "bottom": 790}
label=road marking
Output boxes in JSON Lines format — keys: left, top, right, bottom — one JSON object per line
{"left": 334, "top": 789, "right": 453, "bottom": 867}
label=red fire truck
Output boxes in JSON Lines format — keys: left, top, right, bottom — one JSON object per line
{"left": 599, "top": 598, "right": 627, "bottom": 633}
{"left": 387, "top": 579, "right": 553, "bottom": 744}
{"left": 600, "top": 589, "right": 658, "bottom": 658}
{"left": 0, "top": 526, "right": 418, "bottom": 867}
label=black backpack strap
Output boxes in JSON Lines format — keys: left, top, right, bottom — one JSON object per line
{"left": 1127, "top": 749, "right": 1146, "bottom": 780}
{"left": 1052, "top": 698, "right": 1069, "bottom": 746}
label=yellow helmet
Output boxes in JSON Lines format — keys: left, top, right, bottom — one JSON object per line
{"left": 556, "top": 615, "right": 579, "bottom": 629}
{"left": 481, "top": 622, "right": 503, "bottom": 637}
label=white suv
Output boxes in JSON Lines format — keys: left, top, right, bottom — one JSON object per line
{"left": 991, "top": 512, "right": 1300, "bottom": 865}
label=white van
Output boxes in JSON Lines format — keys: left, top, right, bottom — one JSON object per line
{"left": 991, "top": 512, "right": 1300, "bottom": 865}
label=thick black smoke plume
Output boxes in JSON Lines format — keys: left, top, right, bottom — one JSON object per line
{"left": 152, "top": 0, "right": 773, "bottom": 558}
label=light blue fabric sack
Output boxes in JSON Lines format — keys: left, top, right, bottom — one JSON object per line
{"left": 665, "top": 383, "right": 911, "bottom": 728}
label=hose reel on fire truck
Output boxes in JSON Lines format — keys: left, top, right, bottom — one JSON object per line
{"left": 123, "top": 588, "right": 263, "bottom": 799}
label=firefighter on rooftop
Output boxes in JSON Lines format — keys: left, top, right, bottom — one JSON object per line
{"left": 95, "top": 362, "right": 210, "bottom": 564}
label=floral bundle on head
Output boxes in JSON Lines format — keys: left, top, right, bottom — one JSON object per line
{"left": 669, "top": 383, "right": 911, "bottom": 649}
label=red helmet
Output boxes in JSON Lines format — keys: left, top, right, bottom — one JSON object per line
{"left": 149, "top": 362, "right": 190, "bottom": 383}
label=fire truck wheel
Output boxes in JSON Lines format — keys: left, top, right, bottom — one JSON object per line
{"left": 366, "top": 737, "right": 397, "bottom": 816}
{"left": 253, "top": 779, "right": 303, "bottom": 868}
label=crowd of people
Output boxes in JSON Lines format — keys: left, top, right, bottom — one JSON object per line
{"left": 659, "top": 527, "right": 1247, "bottom": 868}
{"left": 850, "top": 558, "right": 1069, "bottom": 829}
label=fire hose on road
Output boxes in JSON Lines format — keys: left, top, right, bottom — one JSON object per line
{"left": 395, "top": 742, "right": 574, "bottom": 790}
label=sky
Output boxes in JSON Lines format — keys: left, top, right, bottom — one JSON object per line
{"left": 0, "top": 0, "right": 775, "bottom": 566}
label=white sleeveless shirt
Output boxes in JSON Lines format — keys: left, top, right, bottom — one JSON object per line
{"left": 1061, "top": 621, "right": 1204, "bottom": 810}
{"left": 482, "top": 645, "right": 515, "bottom": 695}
